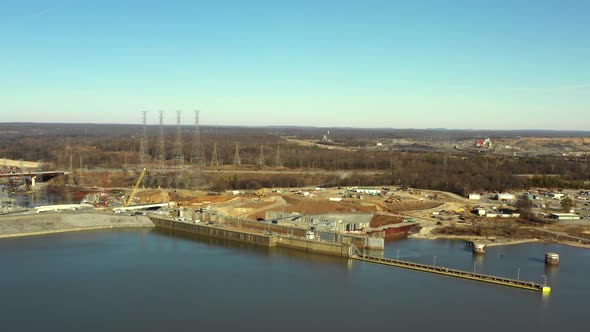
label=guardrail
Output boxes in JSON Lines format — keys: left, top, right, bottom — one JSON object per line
{"left": 351, "top": 254, "right": 550, "bottom": 293}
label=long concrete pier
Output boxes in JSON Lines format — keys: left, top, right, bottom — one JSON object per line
{"left": 151, "top": 215, "right": 278, "bottom": 247}
{"left": 149, "top": 215, "right": 351, "bottom": 256}
{"left": 150, "top": 215, "right": 552, "bottom": 293}
{"left": 351, "top": 254, "right": 551, "bottom": 293}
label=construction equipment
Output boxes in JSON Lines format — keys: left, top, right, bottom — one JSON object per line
{"left": 125, "top": 168, "right": 147, "bottom": 206}
{"left": 254, "top": 188, "right": 266, "bottom": 198}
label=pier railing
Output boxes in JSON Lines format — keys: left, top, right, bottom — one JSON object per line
{"left": 351, "top": 253, "right": 551, "bottom": 293}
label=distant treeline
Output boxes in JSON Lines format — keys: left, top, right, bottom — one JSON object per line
{"left": 1, "top": 123, "right": 588, "bottom": 194}
{"left": 205, "top": 153, "right": 588, "bottom": 195}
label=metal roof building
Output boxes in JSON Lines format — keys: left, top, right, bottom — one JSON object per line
{"left": 549, "top": 213, "right": 581, "bottom": 220}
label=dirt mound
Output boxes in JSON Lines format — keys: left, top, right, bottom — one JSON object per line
{"left": 134, "top": 189, "right": 235, "bottom": 206}
{"left": 384, "top": 201, "right": 442, "bottom": 212}
{"left": 135, "top": 189, "right": 170, "bottom": 203}
{"left": 370, "top": 214, "right": 404, "bottom": 228}
{"left": 170, "top": 192, "right": 234, "bottom": 206}
{"left": 276, "top": 195, "right": 379, "bottom": 214}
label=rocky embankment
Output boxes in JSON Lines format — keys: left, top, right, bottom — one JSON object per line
{"left": 0, "top": 211, "right": 153, "bottom": 238}
{"left": 410, "top": 223, "right": 590, "bottom": 248}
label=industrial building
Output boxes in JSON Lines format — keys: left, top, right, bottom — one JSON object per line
{"left": 495, "top": 193, "right": 515, "bottom": 201}
{"left": 549, "top": 193, "right": 565, "bottom": 200}
{"left": 265, "top": 211, "right": 373, "bottom": 233}
{"left": 472, "top": 207, "right": 519, "bottom": 218}
{"left": 475, "top": 138, "right": 492, "bottom": 149}
{"left": 355, "top": 187, "right": 382, "bottom": 196}
{"left": 549, "top": 213, "right": 581, "bottom": 221}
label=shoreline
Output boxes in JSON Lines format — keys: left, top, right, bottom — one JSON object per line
{"left": 0, "top": 224, "right": 153, "bottom": 239}
{"left": 0, "top": 211, "right": 154, "bottom": 239}
{"left": 2, "top": 212, "right": 589, "bottom": 250}
{"left": 409, "top": 226, "right": 590, "bottom": 249}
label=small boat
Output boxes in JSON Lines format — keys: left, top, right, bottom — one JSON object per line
{"left": 545, "top": 252, "right": 559, "bottom": 265}
{"left": 473, "top": 243, "right": 485, "bottom": 255}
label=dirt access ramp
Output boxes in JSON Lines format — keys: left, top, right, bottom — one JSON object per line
{"left": 1, "top": 158, "right": 41, "bottom": 169}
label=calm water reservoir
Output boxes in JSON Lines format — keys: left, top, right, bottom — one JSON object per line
{"left": 0, "top": 228, "right": 587, "bottom": 331}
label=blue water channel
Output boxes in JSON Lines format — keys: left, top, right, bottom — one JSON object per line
{"left": 0, "top": 228, "right": 587, "bottom": 331}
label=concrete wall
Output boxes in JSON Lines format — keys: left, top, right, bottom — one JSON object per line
{"left": 151, "top": 217, "right": 277, "bottom": 247}
{"left": 277, "top": 237, "right": 350, "bottom": 257}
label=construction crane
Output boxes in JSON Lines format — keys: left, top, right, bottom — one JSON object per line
{"left": 125, "top": 168, "right": 147, "bottom": 207}
{"left": 101, "top": 171, "right": 109, "bottom": 207}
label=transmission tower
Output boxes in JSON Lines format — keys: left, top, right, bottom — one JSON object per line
{"left": 233, "top": 143, "right": 241, "bottom": 166}
{"left": 210, "top": 143, "right": 220, "bottom": 167}
{"left": 157, "top": 110, "right": 165, "bottom": 167}
{"left": 172, "top": 111, "right": 185, "bottom": 188}
{"left": 257, "top": 145, "right": 265, "bottom": 167}
{"left": 65, "top": 137, "right": 72, "bottom": 171}
{"left": 275, "top": 144, "right": 281, "bottom": 167}
{"left": 173, "top": 110, "right": 184, "bottom": 166}
{"left": 190, "top": 110, "right": 201, "bottom": 164}
{"left": 190, "top": 110, "right": 202, "bottom": 187}
{"left": 139, "top": 111, "right": 149, "bottom": 166}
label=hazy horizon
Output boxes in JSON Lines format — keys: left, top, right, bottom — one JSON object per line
{"left": 1, "top": 1, "right": 588, "bottom": 130}
{"left": 2, "top": 121, "right": 590, "bottom": 134}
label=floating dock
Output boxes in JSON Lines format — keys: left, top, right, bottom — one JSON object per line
{"left": 351, "top": 254, "right": 550, "bottom": 293}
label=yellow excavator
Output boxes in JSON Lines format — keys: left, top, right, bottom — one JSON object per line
{"left": 125, "top": 168, "right": 147, "bottom": 206}
{"left": 255, "top": 188, "right": 266, "bottom": 198}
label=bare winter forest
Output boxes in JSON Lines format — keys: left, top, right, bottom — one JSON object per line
{"left": 1, "top": 123, "right": 589, "bottom": 195}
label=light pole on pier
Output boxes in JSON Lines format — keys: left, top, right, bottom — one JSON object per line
{"left": 517, "top": 267, "right": 520, "bottom": 281}
{"left": 541, "top": 274, "right": 547, "bottom": 286}
{"left": 433, "top": 256, "right": 437, "bottom": 267}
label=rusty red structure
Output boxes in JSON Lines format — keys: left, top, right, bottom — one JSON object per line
{"left": 0, "top": 166, "right": 21, "bottom": 175}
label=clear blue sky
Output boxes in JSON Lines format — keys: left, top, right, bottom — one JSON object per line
{"left": 1, "top": 0, "right": 588, "bottom": 129}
